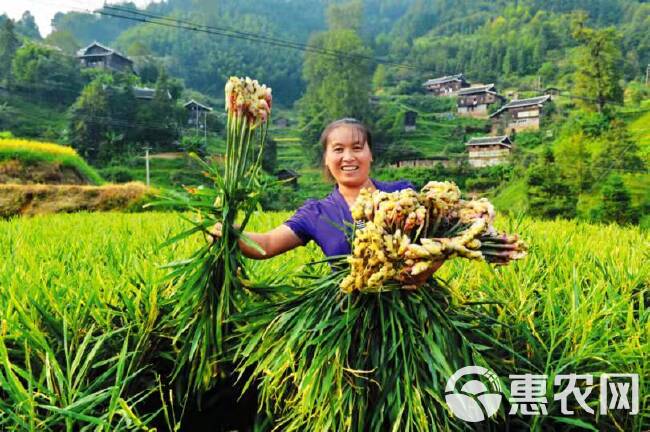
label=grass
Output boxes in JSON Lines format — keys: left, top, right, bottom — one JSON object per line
{"left": 0, "top": 211, "right": 647, "bottom": 430}
{"left": 490, "top": 178, "right": 528, "bottom": 215}
{"left": 628, "top": 110, "right": 650, "bottom": 166}
{"left": 0, "top": 94, "right": 68, "bottom": 140}
{"left": 0, "top": 138, "right": 104, "bottom": 185}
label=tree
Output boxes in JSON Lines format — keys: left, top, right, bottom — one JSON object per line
{"left": 262, "top": 138, "right": 277, "bottom": 174}
{"left": 555, "top": 130, "right": 594, "bottom": 191}
{"left": 16, "top": 11, "right": 41, "bottom": 40}
{"left": 45, "top": 30, "right": 80, "bottom": 55}
{"left": 593, "top": 120, "right": 645, "bottom": 173}
{"left": 134, "top": 69, "right": 180, "bottom": 151}
{"left": 0, "top": 19, "right": 19, "bottom": 85}
{"left": 12, "top": 42, "right": 82, "bottom": 104}
{"left": 69, "top": 80, "right": 110, "bottom": 163}
{"left": 326, "top": 0, "right": 363, "bottom": 32}
{"left": 572, "top": 15, "right": 624, "bottom": 112}
{"left": 526, "top": 148, "right": 578, "bottom": 219}
{"left": 597, "top": 174, "right": 638, "bottom": 224}
{"left": 299, "top": 7, "right": 372, "bottom": 161}
{"left": 372, "top": 64, "right": 387, "bottom": 93}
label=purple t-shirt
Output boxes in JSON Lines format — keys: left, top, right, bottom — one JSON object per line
{"left": 284, "top": 179, "right": 415, "bottom": 257}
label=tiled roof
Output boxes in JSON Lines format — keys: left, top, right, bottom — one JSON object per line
{"left": 490, "top": 95, "right": 551, "bottom": 117}
{"left": 423, "top": 73, "right": 466, "bottom": 86}
{"left": 77, "top": 41, "right": 133, "bottom": 63}
{"left": 465, "top": 135, "right": 512, "bottom": 147}
{"left": 457, "top": 84, "right": 496, "bottom": 95}
{"left": 184, "top": 99, "right": 213, "bottom": 111}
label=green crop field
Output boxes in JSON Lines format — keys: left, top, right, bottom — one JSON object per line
{"left": 0, "top": 211, "right": 647, "bottom": 430}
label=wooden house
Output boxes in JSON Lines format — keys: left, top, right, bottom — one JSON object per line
{"left": 184, "top": 99, "right": 212, "bottom": 131}
{"left": 77, "top": 42, "right": 134, "bottom": 74}
{"left": 422, "top": 74, "right": 470, "bottom": 96}
{"left": 465, "top": 135, "right": 512, "bottom": 168}
{"left": 490, "top": 95, "right": 551, "bottom": 134}
{"left": 457, "top": 84, "right": 504, "bottom": 118}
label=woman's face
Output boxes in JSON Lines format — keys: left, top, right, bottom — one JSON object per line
{"left": 324, "top": 125, "right": 373, "bottom": 188}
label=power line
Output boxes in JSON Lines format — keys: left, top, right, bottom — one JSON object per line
{"left": 99, "top": 5, "right": 419, "bottom": 71}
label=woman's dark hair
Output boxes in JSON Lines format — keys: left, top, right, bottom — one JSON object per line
{"left": 319, "top": 118, "right": 372, "bottom": 182}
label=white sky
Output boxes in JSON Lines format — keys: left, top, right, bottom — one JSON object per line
{"left": 2, "top": 0, "right": 157, "bottom": 36}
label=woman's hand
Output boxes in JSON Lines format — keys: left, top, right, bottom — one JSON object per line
{"left": 207, "top": 223, "right": 302, "bottom": 259}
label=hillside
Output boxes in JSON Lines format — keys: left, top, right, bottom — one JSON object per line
{"left": 491, "top": 103, "right": 650, "bottom": 224}
{"left": 0, "top": 138, "right": 103, "bottom": 185}
{"left": 0, "top": 138, "right": 157, "bottom": 217}
{"left": 48, "top": 0, "right": 649, "bottom": 105}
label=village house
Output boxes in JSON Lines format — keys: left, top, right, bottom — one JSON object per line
{"left": 422, "top": 74, "right": 470, "bottom": 96}
{"left": 184, "top": 99, "right": 212, "bottom": 131}
{"left": 456, "top": 84, "right": 504, "bottom": 118}
{"left": 77, "top": 42, "right": 134, "bottom": 74}
{"left": 465, "top": 135, "right": 512, "bottom": 168}
{"left": 490, "top": 95, "right": 551, "bottom": 134}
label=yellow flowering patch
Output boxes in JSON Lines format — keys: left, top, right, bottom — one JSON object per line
{"left": 0, "top": 138, "right": 79, "bottom": 157}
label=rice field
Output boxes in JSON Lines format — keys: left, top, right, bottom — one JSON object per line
{"left": 0, "top": 211, "right": 647, "bottom": 430}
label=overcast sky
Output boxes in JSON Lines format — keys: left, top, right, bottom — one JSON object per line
{"left": 2, "top": 0, "right": 158, "bottom": 36}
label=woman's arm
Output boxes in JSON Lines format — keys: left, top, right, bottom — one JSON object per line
{"left": 211, "top": 223, "right": 304, "bottom": 260}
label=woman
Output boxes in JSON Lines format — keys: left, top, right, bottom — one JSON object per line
{"left": 214, "top": 118, "right": 442, "bottom": 279}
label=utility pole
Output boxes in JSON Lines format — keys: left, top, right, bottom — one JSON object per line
{"left": 144, "top": 146, "right": 151, "bottom": 187}
{"left": 195, "top": 108, "right": 199, "bottom": 136}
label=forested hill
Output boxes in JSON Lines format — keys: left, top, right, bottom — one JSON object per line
{"left": 48, "top": 0, "right": 649, "bottom": 105}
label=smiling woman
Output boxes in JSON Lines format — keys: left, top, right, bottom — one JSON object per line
{"left": 213, "top": 118, "right": 435, "bottom": 267}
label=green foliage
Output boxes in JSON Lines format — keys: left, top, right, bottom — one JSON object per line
{"left": 179, "top": 134, "right": 207, "bottom": 156}
{"left": 68, "top": 79, "right": 112, "bottom": 164}
{"left": 262, "top": 138, "right": 277, "bottom": 174}
{"left": 299, "top": 25, "right": 372, "bottom": 160}
{"left": 465, "top": 164, "right": 515, "bottom": 191}
{"left": 0, "top": 210, "right": 648, "bottom": 430}
{"left": 44, "top": 30, "right": 81, "bottom": 55}
{"left": 326, "top": 0, "right": 363, "bottom": 32}
{"left": 625, "top": 81, "right": 650, "bottom": 107}
{"left": 132, "top": 69, "right": 181, "bottom": 151}
{"left": 14, "top": 11, "right": 41, "bottom": 39}
{"left": 11, "top": 42, "right": 82, "bottom": 105}
{"left": 593, "top": 174, "right": 639, "bottom": 224}
{"left": 526, "top": 148, "right": 578, "bottom": 219}
{"left": 114, "top": 9, "right": 305, "bottom": 104}
{"left": 68, "top": 69, "right": 185, "bottom": 164}
{"left": 554, "top": 130, "right": 594, "bottom": 191}
{"left": 0, "top": 95, "right": 67, "bottom": 140}
{"left": 236, "top": 272, "right": 506, "bottom": 431}
{"left": 0, "top": 19, "right": 19, "bottom": 85}
{"left": 593, "top": 119, "right": 645, "bottom": 173}
{"left": 571, "top": 14, "right": 624, "bottom": 112}
{"left": 51, "top": 7, "right": 137, "bottom": 45}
